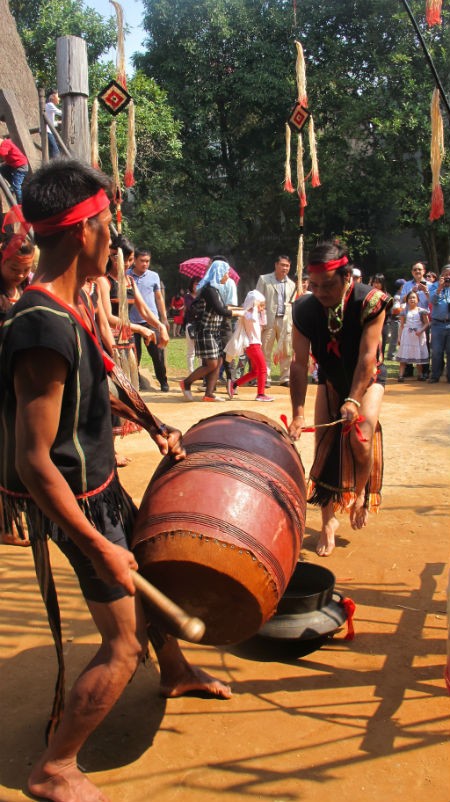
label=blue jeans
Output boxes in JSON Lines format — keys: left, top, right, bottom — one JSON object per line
{"left": 0, "top": 163, "right": 28, "bottom": 203}
{"left": 47, "top": 131, "right": 60, "bottom": 159}
{"left": 430, "top": 322, "right": 450, "bottom": 380}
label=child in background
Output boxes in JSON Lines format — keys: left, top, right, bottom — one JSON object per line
{"left": 225, "top": 289, "right": 273, "bottom": 401}
{"left": 395, "top": 290, "right": 429, "bottom": 382}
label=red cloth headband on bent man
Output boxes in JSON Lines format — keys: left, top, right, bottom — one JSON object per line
{"left": 28, "top": 189, "right": 110, "bottom": 236}
{"left": 307, "top": 256, "right": 349, "bottom": 273}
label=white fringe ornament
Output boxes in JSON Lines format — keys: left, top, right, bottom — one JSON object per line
{"left": 124, "top": 100, "right": 136, "bottom": 188}
{"left": 90, "top": 98, "right": 100, "bottom": 169}
{"left": 295, "top": 40, "right": 308, "bottom": 107}
{"left": 284, "top": 123, "right": 294, "bottom": 193}
{"left": 429, "top": 88, "right": 445, "bottom": 221}
{"left": 110, "top": 120, "right": 121, "bottom": 200}
{"left": 109, "top": 1, "right": 127, "bottom": 88}
{"left": 308, "top": 116, "right": 321, "bottom": 188}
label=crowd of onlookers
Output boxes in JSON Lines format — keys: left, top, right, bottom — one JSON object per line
{"left": 353, "top": 261, "right": 449, "bottom": 385}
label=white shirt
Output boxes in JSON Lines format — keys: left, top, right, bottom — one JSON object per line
{"left": 45, "top": 102, "right": 62, "bottom": 133}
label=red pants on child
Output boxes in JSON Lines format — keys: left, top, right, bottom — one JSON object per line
{"left": 234, "top": 343, "right": 267, "bottom": 396}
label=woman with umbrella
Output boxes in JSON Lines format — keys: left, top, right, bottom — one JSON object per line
{"left": 179, "top": 260, "right": 240, "bottom": 401}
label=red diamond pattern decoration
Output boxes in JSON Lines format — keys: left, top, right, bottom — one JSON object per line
{"left": 288, "top": 102, "right": 310, "bottom": 133}
{"left": 98, "top": 80, "right": 132, "bottom": 116}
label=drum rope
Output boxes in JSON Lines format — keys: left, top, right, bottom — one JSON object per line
{"left": 149, "top": 447, "right": 305, "bottom": 580}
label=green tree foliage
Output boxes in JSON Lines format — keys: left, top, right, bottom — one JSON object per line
{"left": 9, "top": 0, "right": 117, "bottom": 88}
{"left": 137, "top": 0, "right": 450, "bottom": 280}
{"left": 137, "top": 0, "right": 298, "bottom": 279}
{"left": 90, "top": 69, "right": 183, "bottom": 258}
{"left": 10, "top": 2, "right": 183, "bottom": 263}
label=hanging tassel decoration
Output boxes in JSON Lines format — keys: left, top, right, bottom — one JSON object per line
{"left": 110, "top": 120, "right": 121, "bottom": 201}
{"left": 124, "top": 100, "right": 136, "bottom": 188}
{"left": 110, "top": 1, "right": 127, "bottom": 88}
{"left": 297, "top": 133, "right": 307, "bottom": 224}
{"left": 426, "top": 0, "right": 442, "bottom": 26}
{"left": 296, "top": 133, "right": 307, "bottom": 294}
{"left": 308, "top": 116, "right": 321, "bottom": 188}
{"left": 429, "top": 88, "right": 445, "bottom": 221}
{"left": 294, "top": 40, "right": 308, "bottom": 107}
{"left": 284, "top": 123, "right": 294, "bottom": 193}
{"left": 90, "top": 98, "right": 100, "bottom": 169}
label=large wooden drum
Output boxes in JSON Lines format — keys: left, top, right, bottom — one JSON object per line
{"left": 131, "top": 411, "right": 306, "bottom": 645}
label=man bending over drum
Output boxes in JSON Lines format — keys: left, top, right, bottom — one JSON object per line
{"left": 0, "top": 159, "right": 231, "bottom": 802}
{"left": 288, "top": 239, "right": 391, "bottom": 557}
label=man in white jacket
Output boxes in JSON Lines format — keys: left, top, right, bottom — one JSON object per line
{"left": 256, "top": 255, "right": 296, "bottom": 387}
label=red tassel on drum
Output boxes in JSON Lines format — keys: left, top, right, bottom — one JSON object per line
{"left": 342, "top": 596, "right": 356, "bottom": 640}
{"left": 426, "top": 0, "right": 442, "bottom": 26}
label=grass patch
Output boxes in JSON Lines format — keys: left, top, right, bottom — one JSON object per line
{"left": 141, "top": 338, "right": 398, "bottom": 381}
{"left": 140, "top": 337, "right": 281, "bottom": 381}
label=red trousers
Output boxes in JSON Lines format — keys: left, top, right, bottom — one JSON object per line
{"left": 234, "top": 343, "right": 267, "bottom": 396}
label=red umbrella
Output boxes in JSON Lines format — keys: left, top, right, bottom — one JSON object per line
{"left": 179, "top": 256, "right": 240, "bottom": 284}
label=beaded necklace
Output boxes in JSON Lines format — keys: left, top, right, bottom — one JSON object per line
{"left": 326, "top": 282, "right": 353, "bottom": 357}
{"left": 327, "top": 297, "right": 345, "bottom": 334}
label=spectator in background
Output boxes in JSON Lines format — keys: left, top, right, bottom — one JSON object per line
{"left": 0, "top": 136, "right": 28, "bottom": 204}
{"left": 256, "top": 255, "right": 295, "bottom": 387}
{"left": 400, "top": 262, "right": 431, "bottom": 307}
{"left": 428, "top": 265, "right": 450, "bottom": 383}
{"left": 180, "top": 260, "right": 240, "bottom": 402}
{"left": 369, "top": 274, "right": 391, "bottom": 358}
{"left": 128, "top": 249, "right": 170, "bottom": 392}
{"left": 395, "top": 290, "right": 430, "bottom": 382}
{"left": 170, "top": 288, "right": 185, "bottom": 337}
{"left": 184, "top": 277, "right": 200, "bottom": 373}
{"left": 215, "top": 256, "right": 238, "bottom": 386}
{"left": 45, "top": 89, "right": 62, "bottom": 159}
{"left": 387, "top": 278, "right": 405, "bottom": 359}
{"left": 400, "top": 262, "right": 431, "bottom": 377}
{"left": 352, "top": 267, "right": 362, "bottom": 283}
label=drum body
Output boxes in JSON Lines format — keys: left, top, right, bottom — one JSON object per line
{"left": 131, "top": 411, "right": 306, "bottom": 644}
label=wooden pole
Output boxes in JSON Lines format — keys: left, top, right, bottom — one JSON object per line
{"left": 56, "top": 36, "right": 90, "bottom": 162}
{"left": 43, "top": 111, "right": 71, "bottom": 157}
{"left": 38, "top": 87, "right": 49, "bottom": 164}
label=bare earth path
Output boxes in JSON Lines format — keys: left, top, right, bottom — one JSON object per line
{"left": 0, "top": 375, "right": 449, "bottom": 802}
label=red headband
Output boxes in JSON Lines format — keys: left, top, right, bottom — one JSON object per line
{"left": 1, "top": 242, "right": 34, "bottom": 266}
{"left": 1, "top": 205, "right": 33, "bottom": 261}
{"left": 28, "top": 189, "right": 110, "bottom": 236}
{"left": 307, "top": 256, "right": 349, "bottom": 273}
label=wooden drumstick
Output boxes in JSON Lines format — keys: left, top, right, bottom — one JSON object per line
{"left": 130, "top": 570, "right": 205, "bottom": 643}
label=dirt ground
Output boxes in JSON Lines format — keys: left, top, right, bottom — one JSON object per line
{"left": 0, "top": 372, "right": 449, "bottom": 802}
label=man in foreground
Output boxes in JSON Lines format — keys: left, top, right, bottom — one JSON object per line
{"left": 0, "top": 159, "right": 230, "bottom": 802}
{"left": 288, "top": 240, "right": 391, "bottom": 556}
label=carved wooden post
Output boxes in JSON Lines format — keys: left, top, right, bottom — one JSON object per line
{"left": 56, "top": 36, "right": 90, "bottom": 162}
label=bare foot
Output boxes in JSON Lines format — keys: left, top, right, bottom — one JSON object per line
{"left": 115, "top": 453, "right": 131, "bottom": 468}
{"left": 160, "top": 664, "right": 232, "bottom": 699}
{"left": 1, "top": 531, "right": 31, "bottom": 547}
{"left": 28, "top": 759, "right": 110, "bottom": 802}
{"left": 350, "top": 493, "right": 370, "bottom": 530}
{"left": 316, "top": 516, "right": 339, "bottom": 557}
